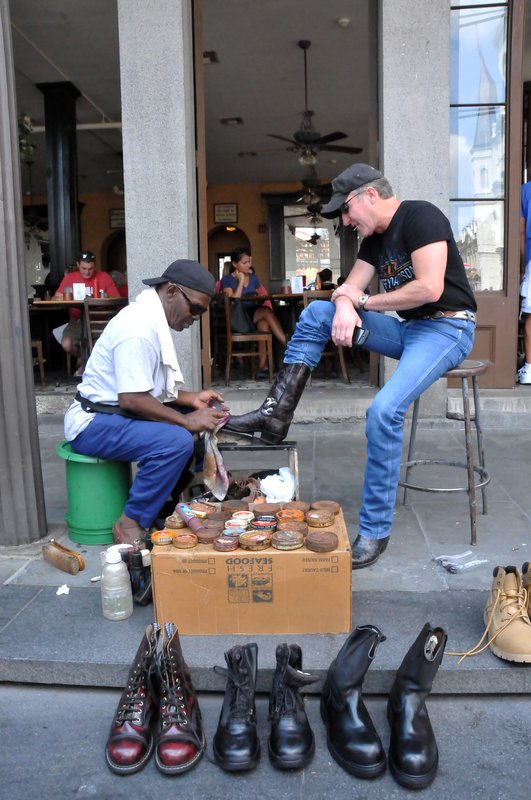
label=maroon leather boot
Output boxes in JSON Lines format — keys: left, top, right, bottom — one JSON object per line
{"left": 105, "top": 624, "right": 158, "bottom": 774}
{"left": 155, "top": 623, "right": 205, "bottom": 774}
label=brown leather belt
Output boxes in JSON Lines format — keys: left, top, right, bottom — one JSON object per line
{"left": 422, "top": 310, "right": 476, "bottom": 323}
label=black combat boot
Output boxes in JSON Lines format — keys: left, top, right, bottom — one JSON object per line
{"left": 321, "top": 625, "right": 387, "bottom": 779}
{"left": 212, "top": 643, "right": 260, "bottom": 771}
{"left": 268, "top": 643, "right": 319, "bottom": 770}
{"left": 223, "top": 363, "right": 311, "bottom": 444}
{"left": 154, "top": 623, "right": 205, "bottom": 775}
{"left": 387, "top": 623, "right": 447, "bottom": 790}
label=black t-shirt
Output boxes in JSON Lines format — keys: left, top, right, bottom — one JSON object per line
{"left": 358, "top": 200, "right": 477, "bottom": 320}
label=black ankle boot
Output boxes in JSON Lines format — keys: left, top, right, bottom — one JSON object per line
{"left": 223, "top": 363, "right": 311, "bottom": 444}
{"left": 212, "top": 643, "right": 260, "bottom": 771}
{"left": 351, "top": 534, "right": 389, "bottom": 569}
{"left": 387, "top": 623, "right": 447, "bottom": 790}
{"left": 268, "top": 643, "right": 319, "bottom": 770}
{"left": 321, "top": 625, "right": 387, "bottom": 779}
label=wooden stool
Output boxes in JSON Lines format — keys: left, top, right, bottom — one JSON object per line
{"left": 399, "top": 359, "right": 490, "bottom": 545}
{"left": 31, "top": 339, "right": 45, "bottom": 386}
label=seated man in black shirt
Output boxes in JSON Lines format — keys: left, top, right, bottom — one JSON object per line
{"left": 223, "top": 163, "right": 477, "bottom": 569}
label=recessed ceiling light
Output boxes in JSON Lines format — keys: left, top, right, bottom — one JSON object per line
{"left": 219, "top": 117, "right": 244, "bottom": 126}
{"left": 203, "top": 51, "right": 219, "bottom": 64}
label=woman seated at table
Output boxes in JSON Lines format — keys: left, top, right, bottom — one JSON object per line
{"left": 52, "top": 251, "right": 120, "bottom": 377}
{"left": 221, "top": 247, "right": 287, "bottom": 379}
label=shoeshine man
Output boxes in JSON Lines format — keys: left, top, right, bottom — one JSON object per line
{"left": 225, "top": 163, "right": 477, "bottom": 568}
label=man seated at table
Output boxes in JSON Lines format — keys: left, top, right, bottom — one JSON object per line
{"left": 52, "top": 251, "right": 120, "bottom": 377}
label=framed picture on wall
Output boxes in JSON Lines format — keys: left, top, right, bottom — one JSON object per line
{"left": 109, "top": 209, "right": 125, "bottom": 229}
{"left": 214, "top": 203, "right": 238, "bottom": 224}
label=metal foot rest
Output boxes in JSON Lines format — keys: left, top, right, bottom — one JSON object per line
{"left": 399, "top": 459, "right": 490, "bottom": 495}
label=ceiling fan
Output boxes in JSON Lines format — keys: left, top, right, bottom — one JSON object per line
{"left": 268, "top": 40, "right": 362, "bottom": 166}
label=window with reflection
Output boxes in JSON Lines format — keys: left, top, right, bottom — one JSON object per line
{"left": 450, "top": 2, "right": 508, "bottom": 292}
{"left": 283, "top": 205, "right": 341, "bottom": 285}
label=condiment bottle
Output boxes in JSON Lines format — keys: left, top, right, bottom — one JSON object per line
{"left": 100, "top": 547, "right": 133, "bottom": 620}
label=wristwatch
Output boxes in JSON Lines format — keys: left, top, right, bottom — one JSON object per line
{"left": 358, "top": 294, "right": 370, "bottom": 310}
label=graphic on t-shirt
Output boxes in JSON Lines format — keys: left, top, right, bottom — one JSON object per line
{"left": 378, "top": 251, "right": 415, "bottom": 292}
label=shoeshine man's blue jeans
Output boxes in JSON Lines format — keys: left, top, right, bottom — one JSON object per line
{"left": 284, "top": 301, "right": 475, "bottom": 540}
{"left": 71, "top": 412, "right": 195, "bottom": 529}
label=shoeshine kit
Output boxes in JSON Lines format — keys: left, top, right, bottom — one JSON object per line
{"left": 150, "top": 498, "right": 351, "bottom": 635}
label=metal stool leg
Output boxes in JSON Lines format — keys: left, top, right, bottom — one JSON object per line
{"left": 472, "top": 374, "right": 488, "bottom": 515}
{"left": 402, "top": 397, "right": 420, "bottom": 505}
{"left": 461, "top": 376, "right": 477, "bottom": 546}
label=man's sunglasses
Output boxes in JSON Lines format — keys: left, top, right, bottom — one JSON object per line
{"left": 340, "top": 188, "right": 368, "bottom": 215}
{"left": 176, "top": 285, "right": 208, "bottom": 317}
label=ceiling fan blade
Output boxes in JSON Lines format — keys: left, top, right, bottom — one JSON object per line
{"left": 267, "top": 133, "right": 299, "bottom": 145}
{"left": 315, "top": 131, "right": 348, "bottom": 145}
{"left": 320, "top": 144, "right": 363, "bottom": 154}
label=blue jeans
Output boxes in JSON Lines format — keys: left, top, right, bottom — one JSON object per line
{"left": 70, "top": 413, "right": 194, "bottom": 528}
{"left": 285, "top": 301, "right": 475, "bottom": 539}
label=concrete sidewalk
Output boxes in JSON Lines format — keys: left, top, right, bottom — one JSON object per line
{"left": 0, "top": 413, "right": 529, "bottom": 695}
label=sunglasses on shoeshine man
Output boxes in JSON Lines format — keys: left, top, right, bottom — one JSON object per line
{"left": 176, "top": 285, "right": 208, "bottom": 317}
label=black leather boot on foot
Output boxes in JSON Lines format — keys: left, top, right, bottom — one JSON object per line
{"left": 321, "top": 625, "right": 387, "bottom": 779}
{"left": 223, "top": 363, "right": 311, "bottom": 444}
{"left": 387, "top": 623, "right": 447, "bottom": 790}
{"left": 268, "top": 643, "right": 319, "bottom": 770}
{"left": 213, "top": 643, "right": 260, "bottom": 771}
{"left": 351, "top": 534, "right": 389, "bottom": 569}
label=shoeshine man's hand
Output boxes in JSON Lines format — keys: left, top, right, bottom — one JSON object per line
{"left": 332, "top": 296, "right": 361, "bottom": 347}
{"left": 184, "top": 407, "right": 226, "bottom": 433}
{"left": 191, "top": 389, "right": 225, "bottom": 410}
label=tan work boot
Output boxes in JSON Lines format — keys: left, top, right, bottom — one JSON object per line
{"left": 482, "top": 566, "right": 531, "bottom": 663}
{"left": 522, "top": 562, "right": 531, "bottom": 617}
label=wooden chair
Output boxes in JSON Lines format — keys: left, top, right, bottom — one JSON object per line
{"left": 223, "top": 294, "right": 274, "bottom": 386}
{"left": 84, "top": 298, "right": 128, "bottom": 353}
{"left": 302, "top": 290, "right": 350, "bottom": 384}
{"left": 31, "top": 339, "right": 45, "bottom": 386}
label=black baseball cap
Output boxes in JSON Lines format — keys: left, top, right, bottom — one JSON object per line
{"left": 143, "top": 259, "right": 216, "bottom": 298}
{"left": 78, "top": 250, "right": 96, "bottom": 262}
{"left": 321, "top": 163, "right": 384, "bottom": 218}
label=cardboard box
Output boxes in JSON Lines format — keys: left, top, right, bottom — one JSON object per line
{"left": 152, "top": 511, "right": 352, "bottom": 635}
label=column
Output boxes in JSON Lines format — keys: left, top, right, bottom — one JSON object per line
{"left": 379, "top": 0, "right": 451, "bottom": 415}
{"left": 117, "top": 0, "right": 201, "bottom": 389}
{"left": 0, "top": 0, "right": 47, "bottom": 545}
{"left": 37, "top": 81, "right": 81, "bottom": 283}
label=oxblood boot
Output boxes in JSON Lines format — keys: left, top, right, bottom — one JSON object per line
{"left": 212, "top": 643, "right": 260, "bottom": 771}
{"left": 268, "top": 643, "right": 319, "bottom": 770}
{"left": 155, "top": 623, "right": 205, "bottom": 774}
{"left": 320, "top": 625, "right": 387, "bottom": 779}
{"left": 105, "top": 624, "right": 158, "bottom": 775}
{"left": 223, "top": 363, "right": 311, "bottom": 444}
{"left": 387, "top": 622, "right": 447, "bottom": 790}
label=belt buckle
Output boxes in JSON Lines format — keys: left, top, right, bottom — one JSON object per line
{"left": 431, "top": 310, "right": 445, "bottom": 319}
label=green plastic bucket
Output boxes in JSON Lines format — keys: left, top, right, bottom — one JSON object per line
{"left": 56, "top": 441, "right": 131, "bottom": 545}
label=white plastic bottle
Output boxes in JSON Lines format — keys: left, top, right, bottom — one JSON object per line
{"left": 101, "top": 548, "right": 133, "bottom": 621}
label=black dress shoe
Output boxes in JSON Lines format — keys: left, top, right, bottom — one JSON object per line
{"left": 351, "top": 535, "right": 389, "bottom": 569}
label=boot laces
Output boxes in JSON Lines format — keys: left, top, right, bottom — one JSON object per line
{"left": 214, "top": 664, "right": 254, "bottom": 722}
{"left": 447, "top": 585, "right": 530, "bottom": 663}
{"left": 160, "top": 652, "right": 188, "bottom": 728}
{"left": 115, "top": 646, "right": 153, "bottom": 725}
{"left": 270, "top": 678, "right": 299, "bottom": 720}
